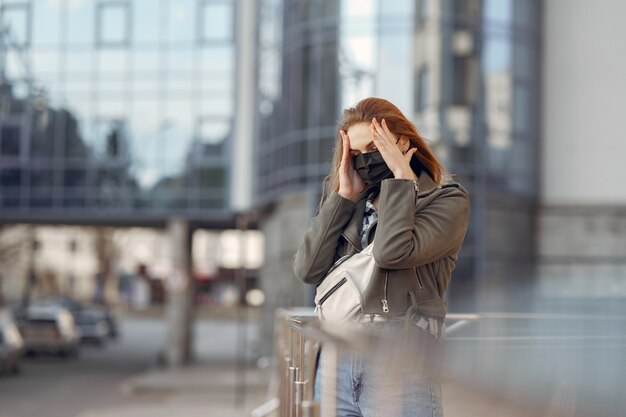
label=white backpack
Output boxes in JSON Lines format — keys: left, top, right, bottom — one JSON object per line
{"left": 313, "top": 241, "right": 377, "bottom": 323}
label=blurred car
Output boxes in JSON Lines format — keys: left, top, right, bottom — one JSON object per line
{"left": 17, "top": 305, "right": 80, "bottom": 357}
{"left": 32, "top": 297, "right": 119, "bottom": 344}
{"left": 74, "top": 308, "right": 110, "bottom": 344}
{"left": 0, "top": 310, "right": 24, "bottom": 374}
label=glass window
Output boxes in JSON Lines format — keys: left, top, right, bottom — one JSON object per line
{"left": 89, "top": 117, "right": 128, "bottom": 158}
{"left": 201, "top": 46, "right": 234, "bottom": 71}
{"left": 0, "top": 2, "right": 31, "bottom": 47}
{"left": 132, "top": 0, "right": 160, "bottom": 44}
{"left": 66, "top": 51, "right": 93, "bottom": 74}
{"left": 4, "top": 56, "right": 27, "bottom": 100}
{"left": 512, "top": 84, "right": 529, "bottom": 134}
{"left": 131, "top": 75, "right": 159, "bottom": 99}
{"left": 5, "top": 80, "right": 30, "bottom": 106}
{"left": 168, "top": 49, "right": 194, "bottom": 72}
{"left": 197, "top": 116, "right": 230, "bottom": 145}
{"left": 31, "top": 51, "right": 61, "bottom": 75}
{"left": 482, "top": 36, "right": 511, "bottom": 74}
{"left": 168, "top": 0, "right": 195, "bottom": 43}
{"left": 453, "top": 0, "right": 481, "bottom": 28}
{"left": 200, "top": 97, "right": 233, "bottom": 117}
{"left": 96, "top": 1, "right": 130, "bottom": 47}
{"left": 167, "top": 78, "right": 194, "bottom": 97}
{"left": 196, "top": 166, "right": 226, "bottom": 188}
{"left": 513, "top": 0, "right": 536, "bottom": 29}
{"left": 417, "top": 0, "right": 429, "bottom": 23}
{"left": 452, "top": 56, "right": 478, "bottom": 106}
{"left": 0, "top": 166, "right": 21, "bottom": 189}
{"left": 66, "top": 113, "right": 92, "bottom": 155}
{"left": 30, "top": 167, "right": 55, "bottom": 188}
{"left": 0, "top": 125, "right": 21, "bottom": 156}
{"left": 29, "top": 99, "right": 52, "bottom": 154}
{"left": 32, "top": 0, "right": 60, "bottom": 46}
{"left": 513, "top": 42, "right": 531, "bottom": 80}
{"left": 416, "top": 66, "right": 429, "bottom": 111}
{"left": 132, "top": 50, "right": 160, "bottom": 73}
{"left": 484, "top": 0, "right": 512, "bottom": 27}
{"left": 66, "top": 1, "right": 95, "bottom": 45}
{"left": 198, "top": 0, "right": 234, "bottom": 44}
{"left": 158, "top": 112, "right": 194, "bottom": 165}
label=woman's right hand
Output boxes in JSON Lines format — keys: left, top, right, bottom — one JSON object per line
{"left": 338, "top": 130, "right": 366, "bottom": 202}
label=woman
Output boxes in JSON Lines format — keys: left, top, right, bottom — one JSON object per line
{"left": 293, "top": 97, "right": 471, "bottom": 416}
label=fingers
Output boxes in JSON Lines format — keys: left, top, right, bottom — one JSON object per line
{"left": 371, "top": 117, "right": 390, "bottom": 145}
{"left": 339, "top": 130, "right": 349, "bottom": 171}
{"left": 405, "top": 147, "right": 418, "bottom": 161}
{"left": 380, "top": 118, "right": 394, "bottom": 141}
{"left": 340, "top": 130, "right": 348, "bottom": 154}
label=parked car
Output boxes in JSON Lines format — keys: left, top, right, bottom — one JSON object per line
{"left": 73, "top": 308, "right": 110, "bottom": 344}
{"left": 0, "top": 310, "right": 24, "bottom": 374}
{"left": 32, "top": 297, "right": 119, "bottom": 344}
{"left": 17, "top": 305, "right": 80, "bottom": 357}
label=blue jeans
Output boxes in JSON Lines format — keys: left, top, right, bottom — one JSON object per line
{"left": 314, "top": 322, "right": 444, "bottom": 417}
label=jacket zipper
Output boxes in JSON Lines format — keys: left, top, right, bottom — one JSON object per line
{"left": 414, "top": 266, "right": 424, "bottom": 290}
{"left": 381, "top": 269, "right": 389, "bottom": 313}
{"left": 318, "top": 277, "right": 347, "bottom": 305}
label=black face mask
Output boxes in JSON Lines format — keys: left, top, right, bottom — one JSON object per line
{"left": 351, "top": 139, "right": 399, "bottom": 185}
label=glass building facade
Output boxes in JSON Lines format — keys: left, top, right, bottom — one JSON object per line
{"left": 255, "top": 0, "right": 541, "bottom": 288}
{"left": 0, "top": 0, "right": 235, "bottom": 223}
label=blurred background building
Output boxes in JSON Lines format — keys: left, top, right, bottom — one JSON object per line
{"left": 0, "top": 0, "right": 263, "bottom": 366}
{"left": 0, "top": 0, "right": 244, "bottom": 218}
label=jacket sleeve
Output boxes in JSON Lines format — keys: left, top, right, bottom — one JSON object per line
{"left": 293, "top": 189, "right": 357, "bottom": 285}
{"left": 372, "top": 178, "right": 471, "bottom": 269}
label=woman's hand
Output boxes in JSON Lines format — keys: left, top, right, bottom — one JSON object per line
{"left": 338, "top": 129, "right": 366, "bottom": 202}
{"left": 370, "top": 117, "right": 418, "bottom": 180}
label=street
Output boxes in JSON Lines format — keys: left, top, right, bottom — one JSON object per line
{"left": 0, "top": 317, "right": 261, "bottom": 417}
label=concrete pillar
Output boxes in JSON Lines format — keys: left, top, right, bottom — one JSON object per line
{"left": 164, "top": 218, "right": 195, "bottom": 367}
{"left": 230, "top": 0, "right": 257, "bottom": 213}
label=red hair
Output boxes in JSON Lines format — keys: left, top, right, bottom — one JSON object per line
{"left": 321, "top": 97, "right": 447, "bottom": 204}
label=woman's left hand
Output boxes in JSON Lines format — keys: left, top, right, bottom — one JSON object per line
{"left": 370, "top": 117, "right": 418, "bottom": 180}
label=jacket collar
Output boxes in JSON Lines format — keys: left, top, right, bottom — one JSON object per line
{"left": 341, "top": 170, "right": 439, "bottom": 250}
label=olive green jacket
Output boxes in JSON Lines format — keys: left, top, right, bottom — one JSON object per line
{"left": 293, "top": 170, "right": 471, "bottom": 319}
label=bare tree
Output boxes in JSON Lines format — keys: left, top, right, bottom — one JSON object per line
{"left": 0, "top": 225, "right": 28, "bottom": 308}
{"left": 92, "top": 227, "right": 118, "bottom": 305}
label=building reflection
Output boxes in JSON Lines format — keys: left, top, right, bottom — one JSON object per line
{"left": 0, "top": 0, "right": 235, "bottom": 218}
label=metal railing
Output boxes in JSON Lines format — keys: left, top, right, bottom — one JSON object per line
{"left": 251, "top": 309, "right": 475, "bottom": 417}
{"left": 251, "top": 308, "right": 626, "bottom": 417}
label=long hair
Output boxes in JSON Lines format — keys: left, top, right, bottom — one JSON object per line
{"left": 319, "top": 97, "right": 449, "bottom": 210}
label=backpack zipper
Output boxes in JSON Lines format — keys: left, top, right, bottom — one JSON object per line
{"left": 318, "top": 277, "right": 348, "bottom": 305}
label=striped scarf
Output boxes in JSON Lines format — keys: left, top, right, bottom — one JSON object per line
{"left": 359, "top": 189, "right": 379, "bottom": 248}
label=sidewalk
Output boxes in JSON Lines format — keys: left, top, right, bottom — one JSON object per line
{"left": 77, "top": 363, "right": 269, "bottom": 417}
